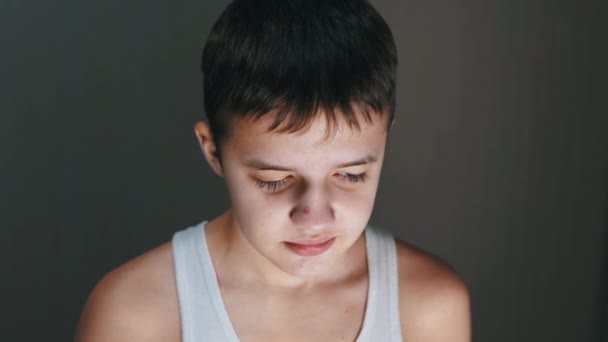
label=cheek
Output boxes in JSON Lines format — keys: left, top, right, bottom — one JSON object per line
{"left": 336, "top": 190, "right": 376, "bottom": 216}
{"left": 334, "top": 182, "right": 380, "bottom": 221}
{"left": 224, "top": 173, "right": 291, "bottom": 229}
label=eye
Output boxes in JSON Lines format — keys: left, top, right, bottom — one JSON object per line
{"left": 336, "top": 172, "right": 368, "bottom": 183}
{"left": 255, "top": 177, "right": 292, "bottom": 192}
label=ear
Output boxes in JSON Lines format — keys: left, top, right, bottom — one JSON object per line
{"left": 194, "top": 121, "right": 223, "bottom": 177}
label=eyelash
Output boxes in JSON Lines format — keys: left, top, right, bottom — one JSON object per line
{"left": 339, "top": 172, "right": 368, "bottom": 183}
{"left": 256, "top": 178, "right": 291, "bottom": 192}
{"left": 255, "top": 173, "right": 368, "bottom": 192}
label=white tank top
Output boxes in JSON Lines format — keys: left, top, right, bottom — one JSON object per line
{"left": 172, "top": 221, "right": 403, "bottom": 341}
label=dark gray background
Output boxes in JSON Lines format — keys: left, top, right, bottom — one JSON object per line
{"left": 1, "top": 0, "right": 606, "bottom": 341}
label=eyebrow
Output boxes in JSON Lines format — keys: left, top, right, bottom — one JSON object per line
{"left": 244, "top": 155, "right": 378, "bottom": 171}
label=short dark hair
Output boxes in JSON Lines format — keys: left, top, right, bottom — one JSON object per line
{"left": 202, "top": 0, "right": 397, "bottom": 146}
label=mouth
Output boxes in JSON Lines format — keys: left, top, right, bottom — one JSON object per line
{"left": 284, "top": 237, "right": 336, "bottom": 257}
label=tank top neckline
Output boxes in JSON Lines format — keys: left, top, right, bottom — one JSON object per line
{"left": 193, "top": 221, "right": 378, "bottom": 342}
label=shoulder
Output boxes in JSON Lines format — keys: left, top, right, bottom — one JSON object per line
{"left": 75, "top": 241, "right": 181, "bottom": 342}
{"left": 394, "top": 239, "right": 471, "bottom": 342}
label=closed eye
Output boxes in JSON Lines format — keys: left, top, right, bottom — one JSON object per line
{"left": 255, "top": 177, "right": 292, "bottom": 192}
{"left": 336, "top": 172, "right": 368, "bottom": 183}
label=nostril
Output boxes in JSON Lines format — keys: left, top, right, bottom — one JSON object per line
{"left": 290, "top": 206, "right": 311, "bottom": 218}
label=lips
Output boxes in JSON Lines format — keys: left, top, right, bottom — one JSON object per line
{"left": 284, "top": 237, "right": 336, "bottom": 257}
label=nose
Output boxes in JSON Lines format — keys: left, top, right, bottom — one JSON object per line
{"left": 289, "top": 184, "right": 335, "bottom": 231}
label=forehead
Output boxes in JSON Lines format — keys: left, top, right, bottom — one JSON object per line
{"left": 222, "top": 112, "right": 389, "bottom": 162}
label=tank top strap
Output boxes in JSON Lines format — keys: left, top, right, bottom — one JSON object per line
{"left": 357, "top": 225, "right": 403, "bottom": 341}
{"left": 172, "top": 222, "right": 240, "bottom": 342}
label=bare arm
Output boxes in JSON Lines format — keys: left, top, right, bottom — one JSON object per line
{"left": 75, "top": 244, "right": 180, "bottom": 342}
{"left": 397, "top": 241, "right": 471, "bottom": 341}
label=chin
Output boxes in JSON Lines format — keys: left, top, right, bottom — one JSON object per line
{"left": 281, "top": 265, "right": 331, "bottom": 279}
{"left": 276, "top": 251, "right": 338, "bottom": 278}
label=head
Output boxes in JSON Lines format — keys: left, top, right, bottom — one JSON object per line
{"left": 195, "top": 0, "right": 397, "bottom": 277}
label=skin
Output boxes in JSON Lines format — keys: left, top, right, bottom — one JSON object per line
{"left": 76, "top": 111, "right": 471, "bottom": 342}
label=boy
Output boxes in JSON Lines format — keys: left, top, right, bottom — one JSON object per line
{"left": 76, "top": 0, "right": 471, "bottom": 341}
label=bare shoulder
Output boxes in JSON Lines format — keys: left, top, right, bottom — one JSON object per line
{"left": 395, "top": 239, "right": 471, "bottom": 342}
{"left": 75, "top": 242, "right": 181, "bottom": 342}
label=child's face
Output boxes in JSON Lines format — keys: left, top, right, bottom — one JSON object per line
{"left": 210, "top": 112, "right": 388, "bottom": 277}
